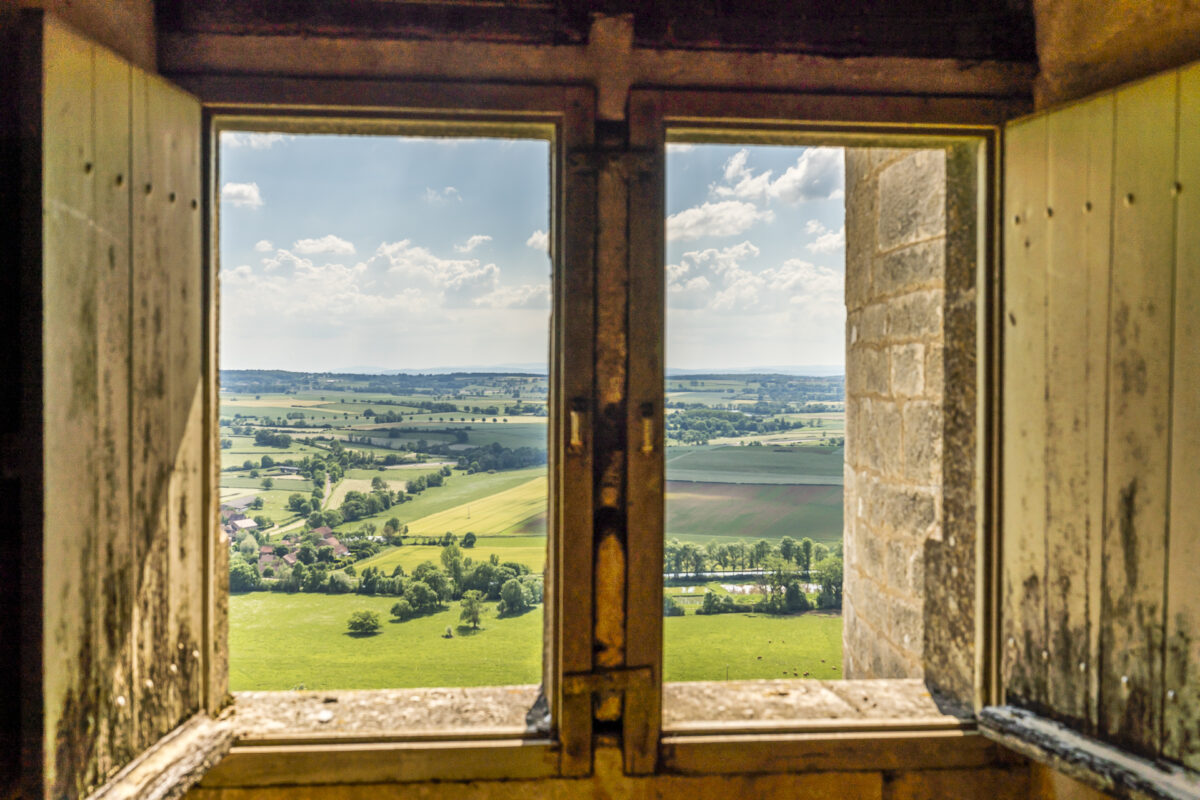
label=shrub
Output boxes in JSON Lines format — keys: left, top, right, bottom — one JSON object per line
{"left": 347, "top": 610, "right": 382, "bottom": 635}
{"left": 664, "top": 595, "right": 685, "bottom": 617}
{"left": 390, "top": 598, "right": 414, "bottom": 621}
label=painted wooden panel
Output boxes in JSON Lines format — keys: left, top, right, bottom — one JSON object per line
{"left": 1164, "top": 61, "right": 1200, "bottom": 770}
{"left": 161, "top": 75, "right": 206, "bottom": 726}
{"left": 1043, "top": 94, "right": 1113, "bottom": 729}
{"left": 1002, "top": 113, "right": 1049, "bottom": 709}
{"left": 42, "top": 22, "right": 99, "bottom": 797}
{"left": 91, "top": 41, "right": 136, "bottom": 781}
{"left": 1099, "top": 70, "right": 1177, "bottom": 756}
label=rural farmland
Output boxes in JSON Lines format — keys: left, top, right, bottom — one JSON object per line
{"left": 221, "top": 369, "right": 845, "bottom": 690}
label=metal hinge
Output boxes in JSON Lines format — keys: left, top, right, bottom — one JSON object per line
{"left": 561, "top": 666, "right": 653, "bottom": 696}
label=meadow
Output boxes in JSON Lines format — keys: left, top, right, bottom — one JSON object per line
{"left": 666, "top": 481, "right": 843, "bottom": 544}
{"left": 666, "top": 444, "right": 844, "bottom": 485}
{"left": 228, "top": 593, "right": 842, "bottom": 689}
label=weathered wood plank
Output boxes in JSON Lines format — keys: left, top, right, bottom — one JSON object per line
{"left": 1081, "top": 96, "right": 1115, "bottom": 737}
{"left": 91, "top": 41, "right": 136, "bottom": 783}
{"left": 161, "top": 75, "right": 206, "bottom": 725}
{"left": 41, "top": 20, "right": 100, "bottom": 798}
{"left": 554, "top": 88, "right": 595, "bottom": 775}
{"left": 1100, "top": 70, "right": 1178, "bottom": 756}
{"left": 132, "top": 64, "right": 176, "bottom": 751}
{"left": 1001, "top": 113, "right": 1049, "bottom": 710}
{"left": 1043, "top": 94, "right": 1113, "bottom": 729}
{"left": 623, "top": 90, "right": 664, "bottom": 776}
{"left": 1164, "top": 61, "right": 1200, "bottom": 771}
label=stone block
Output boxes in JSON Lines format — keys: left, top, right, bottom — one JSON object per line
{"left": 863, "top": 400, "right": 902, "bottom": 475}
{"left": 891, "top": 343, "right": 925, "bottom": 398}
{"left": 887, "top": 598, "right": 924, "bottom": 656}
{"left": 876, "top": 238, "right": 945, "bottom": 298}
{"left": 862, "top": 346, "right": 890, "bottom": 396}
{"left": 877, "top": 149, "right": 946, "bottom": 250}
{"left": 886, "top": 539, "right": 923, "bottom": 598}
{"left": 857, "top": 303, "right": 887, "bottom": 344}
{"left": 925, "top": 343, "right": 944, "bottom": 398}
{"left": 903, "top": 401, "right": 943, "bottom": 483}
{"left": 887, "top": 290, "right": 944, "bottom": 341}
{"left": 879, "top": 484, "right": 937, "bottom": 534}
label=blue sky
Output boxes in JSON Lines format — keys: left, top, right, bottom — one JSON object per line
{"left": 219, "top": 133, "right": 844, "bottom": 372}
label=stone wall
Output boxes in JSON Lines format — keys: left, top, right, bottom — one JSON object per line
{"left": 843, "top": 149, "right": 947, "bottom": 679}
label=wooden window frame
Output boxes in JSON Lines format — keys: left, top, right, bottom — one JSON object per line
{"left": 190, "top": 77, "right": 600, "bottom": 784}
{"left": 180, "top": 78, "right": 1017, "bottom": 788}
{"left": 623, "top": 88, "right": 1008, "bottom": 774}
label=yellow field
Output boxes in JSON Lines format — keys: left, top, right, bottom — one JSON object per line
{"left": 404, "top": 476, "right": 546, "bottom": 538}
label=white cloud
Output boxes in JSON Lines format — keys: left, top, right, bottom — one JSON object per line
{"left": 666, "top": 200, "right": 774, "bottom": 242}
{"left": 473, "top": 284, "right": 550, "bottom": 309}
{"left": 222, "top": 182, "right": 263, "bottom": 208}
{"left": 665, "top": 241, "right": 842, "bottom": 315}
{"left": 222, "top": 132, "right": 294, "bottom": 150}
{"left": 707, "top": 147, "right": 845, "bottom": 205}
{"left": 423, "top": 186, "right": 461, "bottom": 205}
{"left": 373, "top": 240, "right": 500, "bottom": 307}
{"left": 254, "top": 239, "right": 274, "bottom": 252}
{"left": 525, "top": 229, "right": 549, "bottom": 252}
{"left": 455, "top": 234, "right": 493, "bottom": 254}
{"left": 768, "top": 148, "right": 844, "bottom": 203}
{"left": 806, "top": 225, "right": 845, "bottom": 255}
{"left": 292, "top": 234, "right": 356, "bottom": 256}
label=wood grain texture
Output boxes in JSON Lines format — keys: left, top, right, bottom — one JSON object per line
{"left": 1100, "top": 70, "right": 1177, "bottom": 756}
{"left": 42, "top": 20, "right": 100, "bottom": 796}
{"left": 1164, "top": 61, "right": 1200, "bottom": 770}
{"left": 1043, "top": 94, "right": 1113, "bottom": 728}
{"left": 553, "top": 89, "right": 595, "bottom": 776}
{"left": 91, "top": 40, "right": 136, "bottom": 783}
{"left": 1001, "top": 113, "right": 1049, "bottom": 710}
{"left": 623, "top": 90, "right": 665, "bottom": 775}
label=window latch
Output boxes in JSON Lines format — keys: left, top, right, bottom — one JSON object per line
{"left": 561, "top": 666, "right": 653, "bottom": 696}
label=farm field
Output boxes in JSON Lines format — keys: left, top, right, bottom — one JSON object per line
{"left": 228, "top": 592, "right": 543, "bottom": 690}
{"left": 663, "top": 612, "right": 843, "bottom": 682}
{"left": 666, "top": 444, "right": 844, "bottom": 485}
{"left": 333, "top": 467, "right": 546, "bottom": 532}
{"left": 666, "top": 481, "right": 843, "bottom": 544}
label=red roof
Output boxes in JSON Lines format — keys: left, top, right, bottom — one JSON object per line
{"left": 313, "top": 526, "right": 333, "bottom": 537}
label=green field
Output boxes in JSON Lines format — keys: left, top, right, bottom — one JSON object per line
{"left": 666, "top": 444, "right": 844, "bottom": 485}
{"left": 667, "top": 481, "right": 843, "bottom": 544}
{"left": 228, "top": 592, "right": 543, "bottom": 690}
{"left": 331, "top": 467, "right": 545, "bottom": 533}
{"left": 664, "top": 612, "right": 843, "bottom": 681}
{"left": 228, "top": 593, "right": 841, "bottom": 689}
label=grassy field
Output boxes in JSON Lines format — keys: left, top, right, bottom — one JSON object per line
{"left": 664, "top": 612, "right": 843, "bottom": 681}
{"left": 228, "top": 592, "right": 543, "bottom": 690}
{"left": 666, "top": 444, "right": 844, "bottom": 485}
{"left": 228, "top": 592, "right": 841, "bottom": 689}
{"left": 331, "top": 468, "right": 545, "bottom": 532}
{"left": 354, "top": 535, "right": 547, "bottom": 574}
{"left": 667, "top": 481, "right": 843, "bottom": 544}
{"left": 401, "top": 476, "right": 545, "bottom": 537}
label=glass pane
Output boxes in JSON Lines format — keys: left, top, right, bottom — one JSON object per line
{"left": 218, "top": 132, "right": 550, "bottom": 691}
{"left": 663, "top": 143, "right": 847, "bottom": 682}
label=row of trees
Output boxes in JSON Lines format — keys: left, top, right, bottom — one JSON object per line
{"left": 664, "top": 535, "right": 835, "bottom": 578}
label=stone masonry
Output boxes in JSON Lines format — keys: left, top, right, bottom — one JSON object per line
{"left": 843, "top": 148, "right": 947, "bottom": 680}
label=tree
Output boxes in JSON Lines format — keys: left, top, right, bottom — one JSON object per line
{"left": 347, "top": 610, "right": 382, "bottom": 635}
{"left": 798, "top": 537, "right": 814, "bottom": 579}
{"left": 461, "top": 532, "right": 476, "bottom": 548}
{"left": 261, "top": 477, "right": 274, "bottom": 490}
{"left": 390, "top": 598, "right": 414, "bottom": 621}
{"left": 813, "top": 554, "right": 844, "bottom": 609}
{"left": 297, "top": 544, "right": 316, "bottom": 565}
{"left": 664, "top": 595, "right": 685, "bottom": 617}
{"left": 780, "top": 536, "right": 797, "bottom": 563}
{"left": 261, "top": 455, "right": 275, "bottom": 468}
{"left": 229, "top": 557, "right": 261, "bottom": 592}
{"left": 497, "top": 578, "right": 529, "bottom": 616}
{"left": 459, "top": 590, "right": 484, "bottom": 629}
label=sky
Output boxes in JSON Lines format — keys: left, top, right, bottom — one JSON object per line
{"left": 218, "top": 133, "right": 845, "bottom": 372}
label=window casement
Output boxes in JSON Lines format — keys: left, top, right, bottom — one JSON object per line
{"left": 23, "top": 16, "right": 1025, "bottom": 795}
